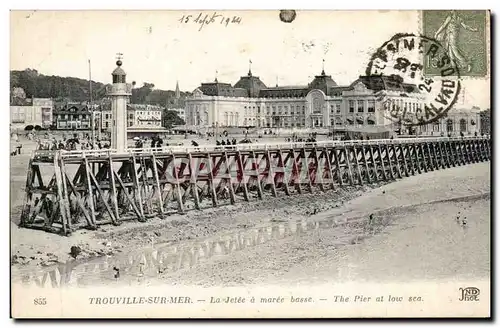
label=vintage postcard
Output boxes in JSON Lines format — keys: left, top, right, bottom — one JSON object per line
{"left": 9, "top": 10, "right": 491, "bottom": 318}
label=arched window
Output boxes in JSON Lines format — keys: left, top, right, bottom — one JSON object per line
{"left": 433, "top": 121, "right": 440, "bottom": 132}
{"left": 446, "top": 119, "right": 454, "bottom": 132}
{"left": 459, "top": 118, "right": 467, "bottom": 132}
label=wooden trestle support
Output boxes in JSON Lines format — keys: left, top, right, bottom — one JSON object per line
{"left": 19, "top": 136, "right": 491, "bottom": 235}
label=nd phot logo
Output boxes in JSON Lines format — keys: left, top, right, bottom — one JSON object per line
{"left": 459, "top": 287, "right": 480, "bottom": 302}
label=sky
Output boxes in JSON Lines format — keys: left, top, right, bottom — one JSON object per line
{"left": 10, "top": 10, "right": 490, "bottom": 109}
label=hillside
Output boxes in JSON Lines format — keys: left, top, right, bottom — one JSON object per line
{"left": 10, "top": 69, "right": 191, "bottom": 106}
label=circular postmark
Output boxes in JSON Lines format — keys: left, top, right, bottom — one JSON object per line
{"left": 279, "top": 10, "right": 296, "bottom": 23}
{"left": 366, "top": 33, "right": 461, "bottom": 127}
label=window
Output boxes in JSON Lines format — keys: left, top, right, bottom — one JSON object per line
{"left": 433, "top": 121, "right": 440, "bottom": 132}
{"left": 446, "top": 119, "right": 453, "bottom": 132}
{"left": 357, "top": 100, "right": 364, "bottom": 113}
{"left": 349, "top": 100, "right": 355, "bottom": 113}
{"left": 367, "top": 100, "right": 375, "bottom": 113}
{"left": 105, "top": 122, "right": 109, "bottom": 128}
{"left": 336, "top": 103, "right": 341, "bottom": 113}
{"left": 459, "top": 119, "right": 467, "bottom": 132}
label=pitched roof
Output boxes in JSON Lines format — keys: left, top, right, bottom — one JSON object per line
{"left": 233, "top": 72, "right": 268, "bottom": 98}
{"left": 112, "top": 66, "right": 126, "bottom": 76}
{"left": 308, "top": 70, "right": 338, "bottom": 95}
{"left": 356, "top": 76, "right": 419, "bottom": 94}
{"left": 199, "top": 82, "right": 248, "bottom": 97}
{"left": 259, "top": 87, "right": 309, "bottom": 98}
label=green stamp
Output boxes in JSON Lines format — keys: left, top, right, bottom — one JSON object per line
{"left": 422, "top": 10, "right": 488, "bottom": 77}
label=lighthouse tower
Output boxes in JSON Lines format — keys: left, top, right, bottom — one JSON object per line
{"left": 107, "top": 57, "right": 132, "bottom": 152}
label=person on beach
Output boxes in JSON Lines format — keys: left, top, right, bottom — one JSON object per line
{"left": 222, "top": 186, "right": 230, "bottom": 199}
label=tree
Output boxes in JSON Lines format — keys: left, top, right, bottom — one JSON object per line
{"left": 10, "top": 69, "right": 191, "bottom": 106}
{"left": 163, "top": 110, "right": 185, "bottom": 128}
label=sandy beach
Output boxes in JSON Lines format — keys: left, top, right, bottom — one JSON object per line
{"left": 10, "top": 137, "right": 490, "bottom": 288}
{"left": 155, "top": 161, "right": 490, "bottom": 287}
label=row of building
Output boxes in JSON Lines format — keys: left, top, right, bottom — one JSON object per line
{"left": 10, "top": 66, "right": 489, "bottom": 137}
{"left": 9, "top": 87, "right": 186, "bottom": 132}
{"left": 183, "top": 67, "right": 487, "bottom": 136}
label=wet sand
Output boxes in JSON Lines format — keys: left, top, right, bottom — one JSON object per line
{"left": 10, "top": 138, "right": 385, "bottom": 270}
{"left": 152, "top": 162, "right": 490, "bottom": 287}
{"left": 11, "top": 159, "right": 490, "bottom": 288}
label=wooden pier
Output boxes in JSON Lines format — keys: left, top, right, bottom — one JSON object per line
{"left": 20, "top": 136, "right": 491, "bottom": 235}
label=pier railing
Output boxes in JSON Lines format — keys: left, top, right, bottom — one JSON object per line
{"left": 21, "top": 136, "right": 491, "bottom": 235}
{"left": 43, "top": 136, "right": 488, "bottom": 159}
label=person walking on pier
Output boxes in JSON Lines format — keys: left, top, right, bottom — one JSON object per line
{"left": 135, "top": 138, "right": 143, "bottom": 148}
{"left": 156, "top": 137, "right": 163, "bottom": 148}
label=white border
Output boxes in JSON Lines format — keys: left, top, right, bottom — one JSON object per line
{"left": 3, "top": 0, "right": 497, "bottom": 326}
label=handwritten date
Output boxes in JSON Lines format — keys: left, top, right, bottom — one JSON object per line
{"left": 179, "top": 12, "right": 242, "bottom": 31}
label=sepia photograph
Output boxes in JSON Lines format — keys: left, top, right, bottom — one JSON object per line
{"left": 9, "top": 9, "right": 491, "bottom": 318}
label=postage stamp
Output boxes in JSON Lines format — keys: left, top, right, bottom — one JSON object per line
{"left": 422, "top": 10, "right": 489, "bottom": 77}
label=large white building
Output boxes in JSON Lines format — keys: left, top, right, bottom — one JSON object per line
{"left": 419, "top": 109, "right": 481, "bottom": 136}
{"left": 10, "top": 98, "right": 53, "bottom": 131}
{"left": 185, "top": 69, "right": 425, "bottom": 129}
{"left": 185, "top": 68, "right": 481, "bottom": 136}
{"left": 100, "top": 103, "right": 162, "bottom": 131}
